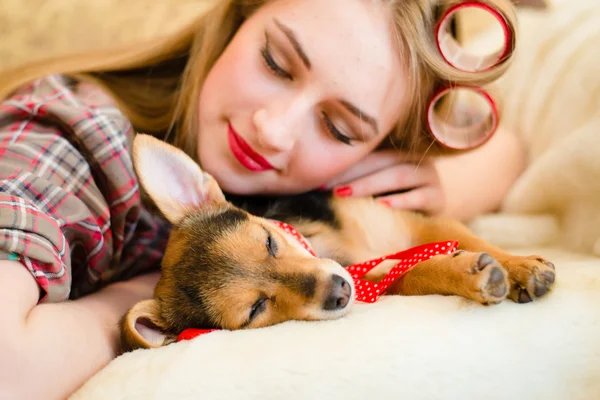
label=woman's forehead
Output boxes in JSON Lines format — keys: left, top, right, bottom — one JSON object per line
{"left": 257, "top": 0, "right": 410, "bottom": 134}
{"left": 260, "top": 0, "right": 403, "bottom": 79}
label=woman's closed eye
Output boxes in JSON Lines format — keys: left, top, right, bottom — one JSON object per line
{"left": 321, "top": 112, "right": 353, "bottom": 146}
{"left": 261, "top": 33, "right": 292, "bottom": 80}
{"left": 260, "top": 32, "right": 356, "bottom": 146}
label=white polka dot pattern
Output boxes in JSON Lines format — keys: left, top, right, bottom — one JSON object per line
{"left": 347, "top": 241, "right": 459, "bottom": 303}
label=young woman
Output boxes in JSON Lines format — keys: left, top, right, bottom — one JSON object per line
{"left": 0, "top": 0, "right": 523, "bottom": 398}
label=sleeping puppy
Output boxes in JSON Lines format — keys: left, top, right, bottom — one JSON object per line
{"left": 121, "top": 134, "right": 556, "bottom": 352}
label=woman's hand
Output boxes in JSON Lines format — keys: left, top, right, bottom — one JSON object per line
{"left": 325, "top": 149, "right": 445, "bottom": 215}
{"left": 326, "top": 126, "right": 527, "bottom": 222}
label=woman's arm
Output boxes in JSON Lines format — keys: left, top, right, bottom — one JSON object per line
{"left": 0, "top": 260, "right": 159, "bottom": 400}
{"left": 433, "top": 126, "right": 526, "bottom": 221}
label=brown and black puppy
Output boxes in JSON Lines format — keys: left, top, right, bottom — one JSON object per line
{"left": 121, "top": 134, "right": 555, "bottom": 352}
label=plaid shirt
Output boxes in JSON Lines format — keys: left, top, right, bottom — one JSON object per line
{"left": 0, "top": 75, "right": 170, "bottom": 303}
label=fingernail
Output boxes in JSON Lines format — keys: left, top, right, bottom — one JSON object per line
{"left": 334, "top": 186, "right": 353, "bottom": 197}
{"left": 380, "top": 199, "right": 392, "bottom": 207}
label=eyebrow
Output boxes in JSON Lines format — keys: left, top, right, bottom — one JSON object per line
{"left": 274, "top": 18, "right": 380, "bottom": 137}
{"left": 339, "top": 100, "right": 379, "bottom": 136}
{"left": 274, "top": 18, "right": 311, "bottom": 69}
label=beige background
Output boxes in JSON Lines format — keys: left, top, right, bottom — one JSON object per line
{"left": 0, "top": 0, "right": 547, "bottom": 72}
{"left": 0, "top": 0, "right": 207, "bottom": 71}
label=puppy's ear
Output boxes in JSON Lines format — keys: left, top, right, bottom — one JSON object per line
{"left": 132, "top": 134, "right": 226, "bottom": 224}
{"left": 120, "top": 299, "right": 177, "bottom": 353}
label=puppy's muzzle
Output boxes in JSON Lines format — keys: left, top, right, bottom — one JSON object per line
{"left": 323, "top": 274, "right": 351, "bottom": 310}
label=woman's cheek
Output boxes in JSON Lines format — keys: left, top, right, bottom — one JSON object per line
{"left": 308, "top": 146, "right": 350, "bottom": 180}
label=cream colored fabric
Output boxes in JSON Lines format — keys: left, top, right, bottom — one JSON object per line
{"left": 0, "top": 0, "right": 208, "bottom": 71}
{"left": 70, "top": 244, "right": 600, "bottom": 400}
{"left": 466, "top": 0, "right": 600, "bottom": 256}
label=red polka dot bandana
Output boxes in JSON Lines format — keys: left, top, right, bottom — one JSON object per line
{"left": 177, "top": 220, "right": 459, "bottom": 341}
{"left": 269, "top": 220, "right": 317, "bottom": 257}
{"left": 269, "top": 220, "right": 459, "bottom": 302}
{"left": 345, "top": 241, "right": 459, "bottom": 303}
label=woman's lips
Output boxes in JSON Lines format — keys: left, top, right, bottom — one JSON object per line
{"left": 227, "top": 123, "right": 275, "bottom": 172}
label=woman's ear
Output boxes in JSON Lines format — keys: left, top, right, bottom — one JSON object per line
{"left": 132, "top": 134, "right": 226, "bottom": 225}
{"left": 120, "top": 299, "right": 176, "bottom": 353}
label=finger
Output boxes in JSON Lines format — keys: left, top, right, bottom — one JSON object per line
{"left": 333, "top": 163, "right": 435, "bottom": 198}
{"left": 325, "top": 149, "right": 423, "bottom": 189}
{"left": 378, "top": 187, "right": 444, "bottom": 215}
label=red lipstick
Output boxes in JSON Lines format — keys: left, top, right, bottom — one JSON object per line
{"left": 227, "top": 123, "right": 275, "bottom": 172}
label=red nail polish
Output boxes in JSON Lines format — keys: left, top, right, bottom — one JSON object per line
{"left": 334, "top": 186, "right": 353, "bottom": 197}
{"left": 380, "top": 199, "right": 392, "bottom": 207}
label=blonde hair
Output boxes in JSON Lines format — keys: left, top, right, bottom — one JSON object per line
{"left": 0, "top": 0, "right": 517, "bottom": 159}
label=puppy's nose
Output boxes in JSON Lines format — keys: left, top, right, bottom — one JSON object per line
{"left": 323, "top": 274, "right": 351, "bottom": 310}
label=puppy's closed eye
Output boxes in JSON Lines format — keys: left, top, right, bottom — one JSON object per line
{"left": 249, "top": 297, "right": 268, "bottom": 321}
{"left": 264, "top": 228, "right": 278, "bottom": 257}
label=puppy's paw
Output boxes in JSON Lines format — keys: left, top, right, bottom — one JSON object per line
{"left": 454, "top": 251, "right": 509, "bottom": 305}
{"left": 501, "top": 255, "right": 556, "bottom": 303}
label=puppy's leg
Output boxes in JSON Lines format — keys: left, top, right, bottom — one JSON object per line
{"left": 412, "top": 216, "right": 556, "bottom": 303}
{"left": 300, "top": 199, "right": 511, "bottom": 304}
{"left": 293, "top": 197, "right": 554, "bottom": 304}
{"left": 370, "top": 251, "right": 508, "bottom": 304}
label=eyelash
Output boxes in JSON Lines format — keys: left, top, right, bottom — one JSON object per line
{"left": 260, "top": 36, "right": 292, "bottom": 80}
{"left": 249, "top": 297, "right": 268, "bottom": 322}
{"left": 260, "top": 35, "right": 354, "bottom": 146}
{"left": 266, "top": 232, "right": 278, "bottom": 257}
{"left": 322, "top": 112, "right": 353, "bottom": 145}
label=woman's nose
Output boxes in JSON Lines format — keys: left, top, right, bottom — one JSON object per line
{"left": 253, "top": 102, "right": 304, "bottom": 152}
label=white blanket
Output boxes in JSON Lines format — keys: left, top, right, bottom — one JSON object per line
{"left": 70, "top": 2, "right": 600, "bottom": 399}
{"left": 71, "top": 246, "right": 600, "bottom": 400}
